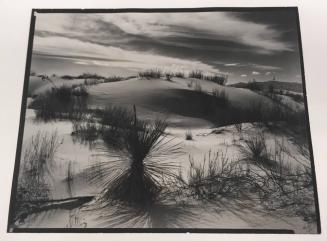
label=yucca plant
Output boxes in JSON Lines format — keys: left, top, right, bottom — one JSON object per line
{"left": 89, "top": 106, "right": 181, "bottom": 206}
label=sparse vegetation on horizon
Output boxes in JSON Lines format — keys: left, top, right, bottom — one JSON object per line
{"left": 189, "top": 70, "right": 204, "bottom": 79}
{"left": 138, "top": 69, "right": 163, "bottom": 79}
{"left": 189, "top": 70, "right": 228, "bottom": 85}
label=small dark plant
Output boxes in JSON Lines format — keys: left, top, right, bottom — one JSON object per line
{"left": 185, "top": 130, "right": 193, "bottom": 140}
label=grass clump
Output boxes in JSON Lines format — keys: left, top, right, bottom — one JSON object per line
{"left": 98, "top": 105, "right": 135, "bottom": 130}
{"left": 164, "top": 72, "right": 173, "bottom": 81}
{"left": 72, "top": 116, "right": 100, "bottom": 145}
{"left": 204, "top": 74, "right": 228, "bottom": 85}
{"left": 181, "top": 150, "right": 244, "bottom": 200}
{"left": 185, "top": 130, "right": 193, "bottom": 140}
{"left": 17, "top": 131, "right": 61, "bottom": 202}
{"left": 30, "top": 86, "right": 88, "bottom": 121}
{"left": 189, "top": 70, "right": 203, "bottom": 79}
{"left": 239, "top": 133, "right": 275, "bottom": 169}
{"left": 138, "top": 69, "right": 162, "bottom": 79}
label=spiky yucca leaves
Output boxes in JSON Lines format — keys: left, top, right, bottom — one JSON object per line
{"left": 88, "top": 112, "right": 182, "bottom": 207}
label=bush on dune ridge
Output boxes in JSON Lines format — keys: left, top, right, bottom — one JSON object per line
{"left": 188, "top": 70, "right": 204, "bottom": 79}
{"left": 188, "top": 70, "right": 228, "bottom": 85}
{"left": 30, "top": 85, "right": 88, "bottom": 121}
{"left": 204, "top": 74, "right": 228, "bottom": 85}
{"left": 138, "top": 69, "right": 163, "bottom": 79}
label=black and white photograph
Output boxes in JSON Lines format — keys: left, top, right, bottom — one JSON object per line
{"left": 7, "top": 8, "right": 320, "bottom": 233}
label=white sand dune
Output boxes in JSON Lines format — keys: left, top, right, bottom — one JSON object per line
{"left": 28, "top": 76, "right": 87, "bottom": 96}
{"left": 87, "top": 77, "right": 275, "bottom": 128}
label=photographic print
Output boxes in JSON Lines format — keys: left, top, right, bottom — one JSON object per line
{"left": 8, "top": 8, "right": 320, "bottom": 233}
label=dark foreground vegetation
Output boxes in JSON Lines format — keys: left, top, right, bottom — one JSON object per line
{"left": 14, "top": 96, "right": 315, "bottom": 229}
{"left": 29, "top": 85, "right": 88, "bottom": 121}
{"left": 189, "top": 70, "right": 228, "bottom": 85}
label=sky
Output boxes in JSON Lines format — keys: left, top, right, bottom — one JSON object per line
{"left": 32, "top": 9, "right": 303, "bottom": 83}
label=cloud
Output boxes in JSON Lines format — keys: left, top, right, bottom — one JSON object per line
{"left": 250, "top": 64, "right": 281, "bottom": 70}
{"left": 33, "top": 35, "right": 219, "bottom": 73}
{"left": 224, "top": 63, "right": 240, "bottom": 67}
{"left": 35, "top": 12, "right": 293, "bottom": 55}
{"left": 101, "top": 12, "right": 293, "bottom": 54}
{"left": 252, "top": 71, "right": 261, "bottom": 75}
{"left": 241, "top": 74, "right": 248, "bottom": 77}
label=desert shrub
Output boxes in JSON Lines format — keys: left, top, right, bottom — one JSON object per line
{"left": 30, "top": 86, "right": 88, "bottom": 121}
{"left": 138, "top": 69, "right": 162, "bottom": 79}
{"left": 174, "top": 72, "right": 185, "bottom": 78}
{"left": 237, "top": 138, "right": 316, "bottom": 223}
{"left": 241, "top": 133, "right": 269, "bottom": 164}
{"left": 204, "top": 74, "right": 228, "bottom": 85}
{"left": 239, "top": 133, "right": 276, "bottom": 169}
{"left": 182, "top": 150, "right": 245, "bottom": 200}
{"left": 185, "top": 130, "right": 193, "bottom": 140}
{"left": 164, "top": 72, "right": 173, "bottom": 81}
{"left": 189, "top": 70, "right": 203, "bottom": 79}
